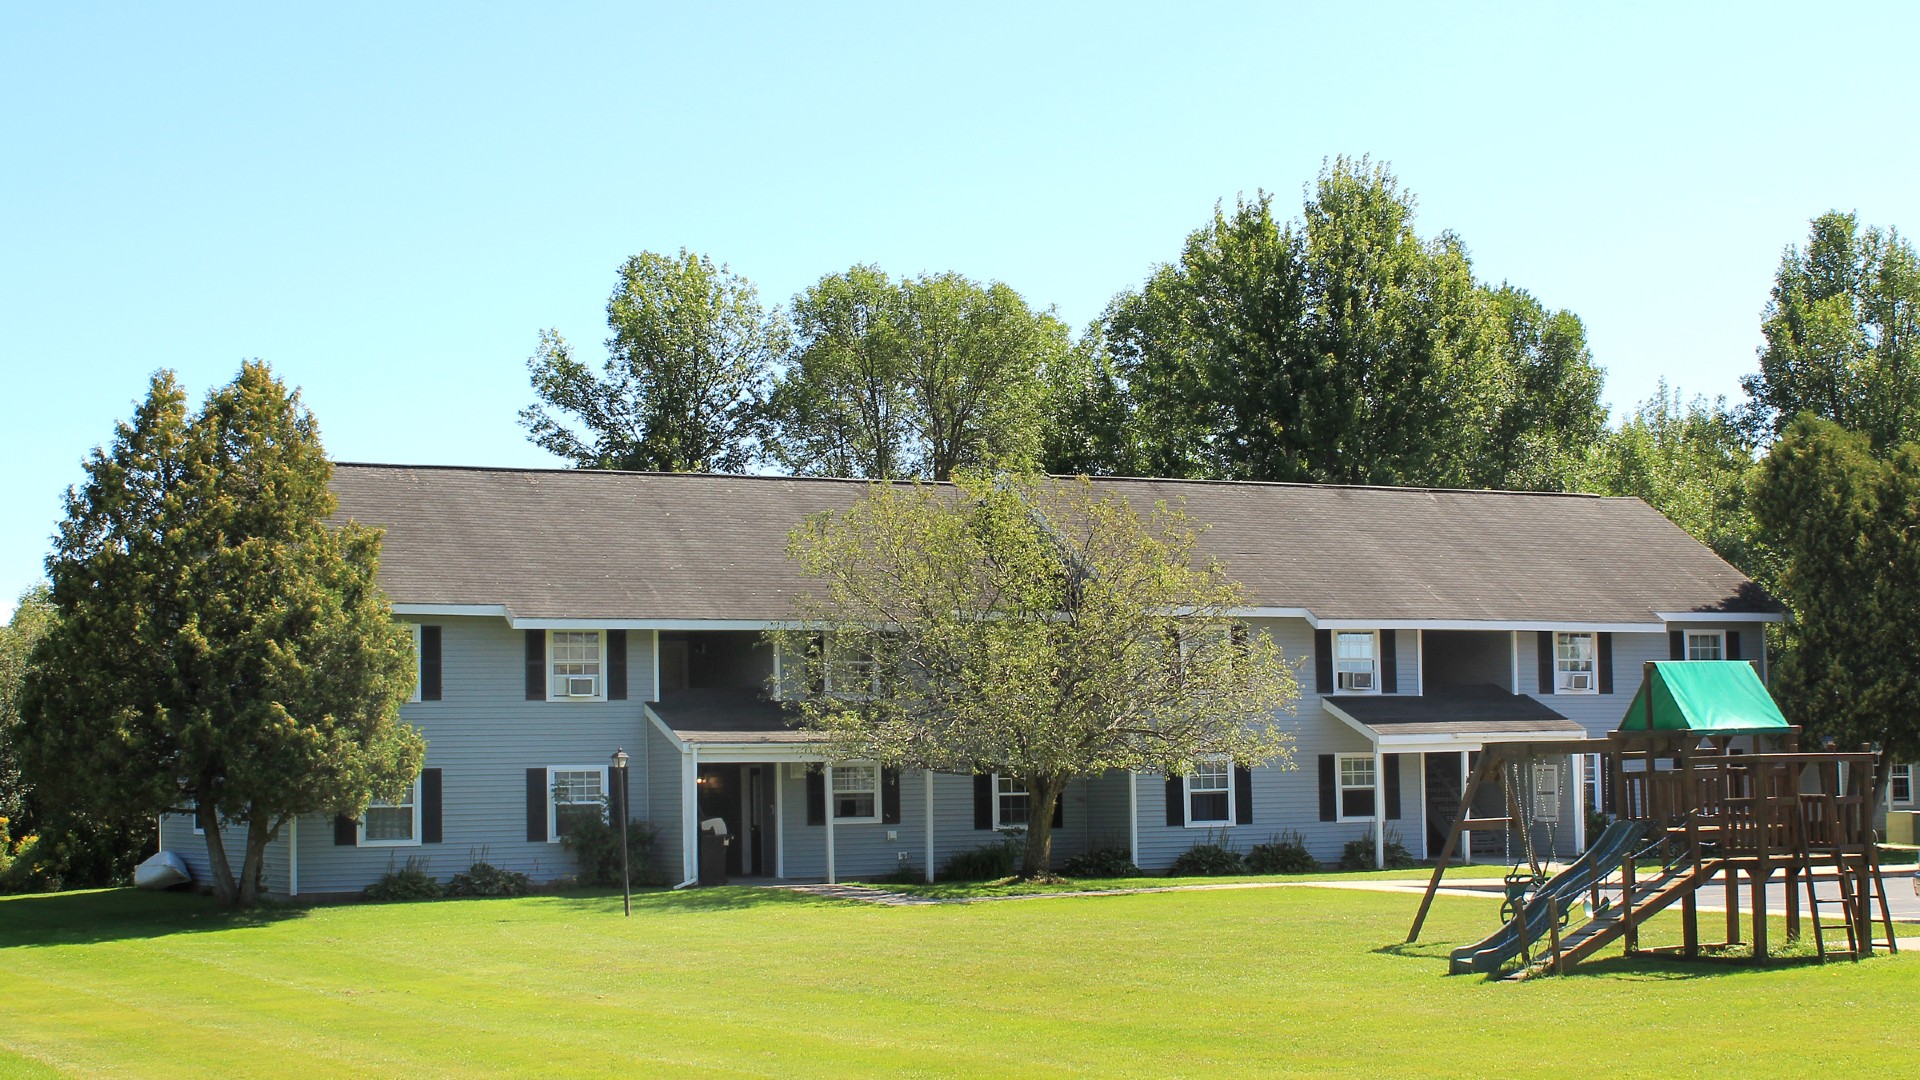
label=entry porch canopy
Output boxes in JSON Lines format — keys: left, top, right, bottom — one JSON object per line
{"left": 644, "top": 689, "right": 932, "bottom": 887}
{"left": 1323, "top": 685, "right": 1589, "bottom": 868}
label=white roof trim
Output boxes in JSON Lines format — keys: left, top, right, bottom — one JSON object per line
{"left": 642, "top": 705, "right": 688, "bottom": 752}
{"left": 1322, "top": 700, "right": 1381, "bottom": 744}
{"left": 389, "top": 607, "right": 800, "bottom": 632}
{"left": 392, "top": 603, "right": 512, "bottom": 618}
{"left": 1373, "top": 730, "right": 1591, "bottom": 751}
{"left": 1656, "top": 612, "right": 1785, "bottom": 625}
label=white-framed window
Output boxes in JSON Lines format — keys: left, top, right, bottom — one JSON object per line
{"left": 1337, "top": 754, "right": 1377, "bottom": 821}
{"left": 824, "top": 637, "right": 880, "bottom": 700}
{"left": 830, "top": 763, "right": 880, "bottom": 822}
{"left": 548, "top": 766, "right": 607, "bottom": 841}
{"left": 1893, "top": 764, "right": 1915, "bottom": 808}
{"left": 1184, "top": 759, "right": 1233, "bottom": 826}
{"left": 1555, "top": 632, "right": 1597, "bottom": 693}
{"left": 994, "top": 774, "right": 1030, "bottom": 829}
{"left": 360, "top": 777, "right": 422, "bottom": 847}
{"left": 408, "top": 623, "right": 423, "bottom": 703}
{"left": 1685, "top": 631, "right": 1724, "bottom": 661}
{"left": 549, "top": 630, "right": 604, "bottom": 701}
{"left": 1334, "top": 631, "right": 1378, "bottom": 693}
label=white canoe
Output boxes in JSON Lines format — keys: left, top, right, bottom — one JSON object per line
{"left": 134, "top": 850, "right": 192, "bottom": 890}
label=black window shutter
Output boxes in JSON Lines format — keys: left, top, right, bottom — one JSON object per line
{"left": 1314, "top": 629, "right": 1333, "bottom": 694}
{"left": 1052, "top": 789, "right": 1065, "bottom": 828}
{"left": 334, "top": 814, "right": 357, "bottom": 846}
{"left": 1727, "top": 631, "right": 1742, "bottom": 661}
{"left": 1597, "top": 632, "right": 1614, "bottom": 695}
{"left": 1164, "top": 775, "right": 1184, "bottom": 827}
{"left": 972, "top": 774, "right": 992, "bottom": 829}
{"left": 1536, "top": 631, "right": 1554, "bottom": 695}
{"left": 420, "top": 626, "right": 442, "bottom": 701}
{"left": 808, "top": 770, "right": 826, "bottom": 826}
{"left": 882, "top": 768, "right": 902, "bottom": 824}
{"left": 525, "top": 631, "right": 545, "bottom": 700}
{"left": 526, "top": 768, "right": 548, "bottom": 842}
{"left": 1669, "top": 630, "right": 1685, "bottom": 660}
{"left": 421, "top": 768, "right": 443, "bottom": 844}
{"left": 1384, "top": 754, "right": 1401, "bottom": 820}
{"left": 1318, "top": 755, "right": 1336, "bottom": 821}
{"left": 1380, "top": 630, "right": 1398, "bottom": 694}
{"left": 1235, "top": 766, "right": 1254, "bottom": 825}
{"left": 607, "top": 630, "right": 628, "bottom": 700}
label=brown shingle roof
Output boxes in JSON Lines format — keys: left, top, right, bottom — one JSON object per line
{"left": 329, "top": 464, "right": 1776, "bottom": 625}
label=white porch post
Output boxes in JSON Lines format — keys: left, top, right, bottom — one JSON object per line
{"left": 923, "top": 770, "right": 935, "bottom": 883}
{"left": 1570, "top": 750, "right": 1586, "bottom": 857}
{"left": 1373, "top": 746, "right": 1387, "bottom": 869}
{"left": 1128, "top": 771, "right": 1140, "bottom": 866}
{"left": 1459, "top": 749, "right": 1472, "bottom": 866}
{"left": 1417, "top": 753, "right": 1428, "bottom": 861}
{"left": 774, "top": 764, "right": 786, "bottom": 879}
{"left": 288, "top": 816, "right": 299, "bottom": 898}
{"left": 681, "top": 748, "right": 698, "bottom": 883}
{"left": 824, "top": 763, "right": 837, "bottom": 885}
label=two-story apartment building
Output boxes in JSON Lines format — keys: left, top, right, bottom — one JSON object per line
{"left": 160, "top": 465, "right": 1781, "bottom": 897}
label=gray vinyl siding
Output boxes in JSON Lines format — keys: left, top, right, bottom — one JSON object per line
{"left": 293, "top": 616, "right": 660, "bottom": 895}
{"left": 770, "top": 770, "right": 1101, "bottom": 880}
{"left": 645, "top": 718, "right": 685, "bottom": 864}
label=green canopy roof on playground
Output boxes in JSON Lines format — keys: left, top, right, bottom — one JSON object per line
{"left": 1616, "top": 660, "right": 1789, "bottom": 734}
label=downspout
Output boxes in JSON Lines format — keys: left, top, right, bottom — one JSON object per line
{"left": 1128, "top": 771, "right": 1139, "bottom": 867}
{"left": 288, "top": 817, "right": 299, "bottom": 898}
{"left": 923, "top": 769, "right": 935, "bottom": 883}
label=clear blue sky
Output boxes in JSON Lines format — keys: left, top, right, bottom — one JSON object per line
{"left": 4, "top": 3, "right": 1917, "bottom": 619}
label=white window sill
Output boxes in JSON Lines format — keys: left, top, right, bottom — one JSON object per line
{"left": 1185, "top": 819, "right": 1232, "bottom": 829}
{"left": 831, "top": 815, "right": 882, "bottom": 825}
{"left": 1555, "top": 687, "right": 1600, "bottom": 696}
{"left": 360, "top": 838, "right": 422, "bottom": 848}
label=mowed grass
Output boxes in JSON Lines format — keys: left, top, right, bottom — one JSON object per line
{"left": 880, "top": 863, "right": 1515, "bottom": 899}
{"left": 1, "top": 884, "right": 1915, "bottom": 1078}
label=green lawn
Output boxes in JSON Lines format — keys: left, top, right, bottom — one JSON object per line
{"left": 1, "top": 884, "right": 1914, "bottom": 1078}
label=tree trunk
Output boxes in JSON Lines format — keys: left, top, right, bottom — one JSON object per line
{"left": 236, "top": 810, "right": 273, "bottom": 906}
{"left": 197, "top": 799, "right": 239, "bottom": 907}
{"left": 1020, "top": 774, "right": 1064, "bottom": 879}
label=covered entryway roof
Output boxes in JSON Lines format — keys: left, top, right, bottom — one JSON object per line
{"left": 1323, "top": 684, "right": 1587, "bottom": 750}
{"left": 648, "top": 688, "right": 821, "bottom": 747}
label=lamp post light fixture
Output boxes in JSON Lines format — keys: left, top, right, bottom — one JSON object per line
{"left": 611, "top": 747, "right": 631, "bottom": 917}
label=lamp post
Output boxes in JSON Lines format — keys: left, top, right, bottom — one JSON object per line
{"left": 612, "top": 748, "right": 631, "bottom": 917}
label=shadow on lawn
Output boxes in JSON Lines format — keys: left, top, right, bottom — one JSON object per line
{"left": 0, "top": 888, "right": 310, "bottom": 949}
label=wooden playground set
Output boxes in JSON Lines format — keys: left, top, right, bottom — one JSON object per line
{"left": 1408, "top": 660, "right": 1899, "bottom": 977}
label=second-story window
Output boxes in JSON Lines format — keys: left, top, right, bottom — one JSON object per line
{"left": 551, "top": 630, "right": 603, "bottom": 700}
{"left": 1335, "top": 631, "right": 1378, "bottom": 693}
{"left": 1555, "top": 632, "right": 1596, "bottom": 693}
{"left": 1686, "top": 631, "right": 1724, "bottom": 660}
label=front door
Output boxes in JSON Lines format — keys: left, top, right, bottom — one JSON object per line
{"left": 1424, "top": 753, "right": 1462, "bottom": 857}
{"left": 696, "top": 764, "right": 745, "bottom": 876}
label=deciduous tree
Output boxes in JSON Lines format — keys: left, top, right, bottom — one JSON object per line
{"left": 522, "top": 250, "right": 785, "bottom": 472}
{"left": 770, "top": 474, "right": 1298, "bottom": 877}
{"left": 1742, "top": 212, "right": 1920, "bottom": 453}
{"left": 19, "top": 363, "right": 424, "bottom": 905}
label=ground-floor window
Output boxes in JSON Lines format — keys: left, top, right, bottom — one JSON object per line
{"left": 831, "top": 763, "right": 879, "bottom": 822}
{"left": 550, "top": 767, "right": 606, "bottom": 840}
{"left": 1893, "top": 764, "right": 1914, "bottom": 807}
{"left": 1186, "top": 760, "right": 1231, "bottom": 825}
{"left": 362, "top": 777, "right": 421, "bottom": 846}
{"left": 995, "top": 775, "right": 1029, "bottom": 828}
{"left": 1337, "top": 754, "right": 1376, "bottom": 820}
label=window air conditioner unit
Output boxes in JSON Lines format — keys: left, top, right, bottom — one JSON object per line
{"left": 1342, "top": 671, "right": 1374, "bottom": 691}
{"left": 1568, "top": 673, "right": 1592, "bottom": 691}
{"left": 566, "top": 676, "right": 598, "bottom": 697}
